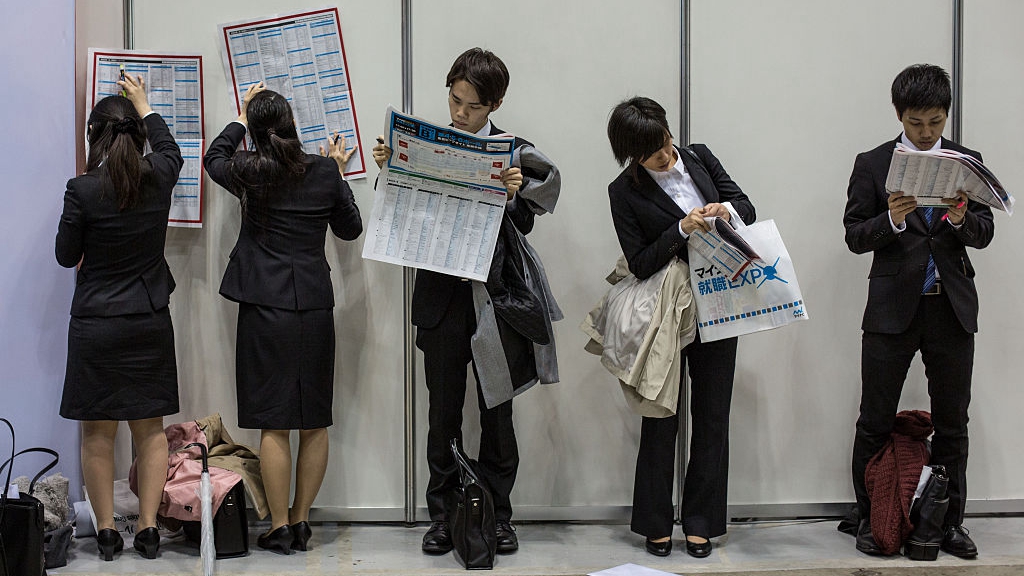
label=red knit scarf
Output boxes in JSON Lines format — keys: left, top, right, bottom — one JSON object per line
{"left": 865, "top": 409, "right": 933, "bottom": 555}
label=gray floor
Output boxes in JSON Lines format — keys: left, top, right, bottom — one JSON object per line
{"left": 50, "top": 517, "right": 1024, "bottom": 576}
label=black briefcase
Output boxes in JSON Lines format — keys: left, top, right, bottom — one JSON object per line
{"left": 904, "top": 464, "right": 950, "bottom": 561}
{"left": 447, "top": 439, "right": 496, "bottom": 570}
{"left": 182, "top": 480, "right": 249, "bottom": 558}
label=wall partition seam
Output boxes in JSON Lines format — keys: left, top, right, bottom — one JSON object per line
{"left": 676, "top": 0, "right": 690, "bottom": 525}
{"left": 401, "top": 0, "right": 417, "bottom": 526}
{"left": 951, "top": 0, "right": 963, "bottom": 142}
{"left": 123, "top": 0, "right": 134, "bottom": 49}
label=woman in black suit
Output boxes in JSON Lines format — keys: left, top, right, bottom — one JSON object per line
{"left": 606, "top": 97, "right": 755, "bottom": 558}
{"left": 204, "top": 82, "right": 362, "bottom": 554}
{"left": 56, "top": 75, "right": 183, "bottom": 561}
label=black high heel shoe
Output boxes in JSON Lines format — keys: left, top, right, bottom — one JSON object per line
{"left": 257, "top": 524, "right": 294, "bottom": 555}
{"left": 97, "top": 528, "right": 123, "bottom": 561}
{"left": 290, "top": 521, "right": 312, "bottom": 551}
{"left": 133, "top": 526, "right": 160, "bottom": 559}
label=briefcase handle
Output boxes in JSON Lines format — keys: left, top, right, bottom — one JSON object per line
{"left": 448, "top": 438, "right": 482, "bottom": 487}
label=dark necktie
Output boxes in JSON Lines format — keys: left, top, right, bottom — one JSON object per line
{"left": 922, "top": 207, "right": 936, "bottom": 293}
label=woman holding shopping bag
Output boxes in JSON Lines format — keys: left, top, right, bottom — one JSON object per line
{"left": 605, "top": 96, "right": 755, "bottom": 558}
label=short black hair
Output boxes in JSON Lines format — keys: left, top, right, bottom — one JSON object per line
{"left": 446, "top": 48, "right": 509, "bottom": 107}
{"left": 607, "top": 96, "right": 673, "bottom": 167}
{"left": 891, "top": 64, "right": 951, "bottom": 118}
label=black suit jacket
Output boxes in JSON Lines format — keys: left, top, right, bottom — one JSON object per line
{"left": 410, "top": 123, "right": 537, "bottom": 329}
{"left": 607, "top": 144, "right": 755, "bottom": 280}
{"left": 204, "top": 122, "right": 362, "bottom": 310}
{"left": 56, "top": 113, "right": 183, "bottom": 316}
{"left": 843, "top": 136, "right": 994, "bottom": 334}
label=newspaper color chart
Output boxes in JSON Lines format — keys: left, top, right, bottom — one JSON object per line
{"left": 219, "top": 7, "right": 365, "bottom": 179}
{"left": 88, "top": 49, "right": 205, "bottom": 227}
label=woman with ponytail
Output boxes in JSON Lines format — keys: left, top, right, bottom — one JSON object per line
{"left": 56, "top": 74, "right": 183, "bottom": 561}
{"left": 204, "top": 82, "right": 362, "bottom": 554}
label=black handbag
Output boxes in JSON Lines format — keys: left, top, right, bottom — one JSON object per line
{"left": 447, "top": 438, "right": 496, "bottom": 570}
{"left": 1, "top": 419, "right": 52, "bottom": 576}
{"left": 182, "top": 480, "right": 249, "bottom": 558}
{"left": 904, "top": 464, "right": 950, "bottom": 561}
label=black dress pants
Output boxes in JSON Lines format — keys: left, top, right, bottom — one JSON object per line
{"left": 631, "top": 333, "right": 737, "bottom": 539}
{"left": 853, "top": 293, "right": 973, "bottom": 526}
{"left": 418, "top": 282, "right": 519, "bottom": 522}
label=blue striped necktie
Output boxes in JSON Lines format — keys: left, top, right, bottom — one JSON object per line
{"left": 922, "top": 207, "right": 936, "bottom": 293}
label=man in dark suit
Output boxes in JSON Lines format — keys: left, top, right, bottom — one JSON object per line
{"left": 843, "top": 64, "right": 995, "bottom": 559}
{"left": 372, "top": 48, "right": 556, "bottom": 555}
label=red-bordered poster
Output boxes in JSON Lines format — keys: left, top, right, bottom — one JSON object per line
{"left": 87, "top": 49, "right": 206, "bottom": 227}
{"left": 218, "top": 7, "right": 365, "bottom": 179}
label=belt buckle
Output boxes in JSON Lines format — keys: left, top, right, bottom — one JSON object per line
{"left": 923, "top": 281, "right": 942, "bottom": 296}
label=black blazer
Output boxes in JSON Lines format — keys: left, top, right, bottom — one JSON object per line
{"left": 607, "top": 144, "right": 755, "bottom": 280}
{"left": 204, "top": 122, "right": 362, "bottom": 310}
{"left": 410, "top": 123, "right": 537, "bottom": 329}
{"left": 56, "top": 113, "right": 183, "bottom": 316}
{"left": 843, "top": 136, "right": 994, "bottom": 334}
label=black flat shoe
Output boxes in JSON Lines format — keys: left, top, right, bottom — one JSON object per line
{"left": 855, "top": 519, "right": 883, "bottom": 556}
{"left": 941, "top": 525, "right": 978, "bottom": 559}
{"left": 422, "top": 521, "right": 453, "bottom": 554}
{"left": 645, "top": 537, "right": 672, "bottom": 557}
{"left": 496, "top": 520, "right": 518, "bottom": 553}
{"left": 257, "top": 524, "right": 294, "bottom": 555}
{"left": 290, "top": 521, "right": 312, "bottom": 551}
{"left": 133, "top": 526, "right": 160, "bottom": 559}
{"left": 685, "top": 536, "right": 712, "bottom": 558}
{"left": 97, "top": 528, "right": 123, "bottom": 561}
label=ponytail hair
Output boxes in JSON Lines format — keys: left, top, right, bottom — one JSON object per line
{"left": 86, "top": 95, "right": 149, "bottom": 210}
{"left": 230, "top": 90, "right": 308, "bottom": 222}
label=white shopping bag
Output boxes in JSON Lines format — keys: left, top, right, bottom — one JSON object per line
{"left": 687, "top": 218, "right": 808, "bottom": 342}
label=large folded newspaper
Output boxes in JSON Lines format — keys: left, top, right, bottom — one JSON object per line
{"left": 885, "top": 143, "right": 1014, "bottom": 215}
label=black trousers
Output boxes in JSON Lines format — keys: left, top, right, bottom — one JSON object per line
{"left": 631, "top": 333, "right": 737, "bottom": 539}
{"left": 418, "top": 282, "right": 519, "bottom": 522}
{"left": 853, "top": 292, "right": 973, "bottom": 526}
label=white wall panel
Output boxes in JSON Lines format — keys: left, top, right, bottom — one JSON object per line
{"left": 961, "top": 0, "right": 1024, "bottom": 504}
{"left": 410, "top": 0, "right": 681, "bottom": 514}
{"left": 690, "top": 0, "right": 956, "bottom": 505}
{"left": 133, "top": 1, "right": 406, "bottom": 514}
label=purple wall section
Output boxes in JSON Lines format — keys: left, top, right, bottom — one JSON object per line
{"left": 0, "top": 1, "right": 83, "bottom": 500}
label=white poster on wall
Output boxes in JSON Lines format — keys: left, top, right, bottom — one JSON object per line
{"left": 218, "top": 7, "right": 366, "bottom": 179}
{"left": 86, "top": 49, "right": 205, "bottom": 228}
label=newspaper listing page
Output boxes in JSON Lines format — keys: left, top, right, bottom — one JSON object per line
{"left": 361, "top": 107, "right": 515, "bottom": 281}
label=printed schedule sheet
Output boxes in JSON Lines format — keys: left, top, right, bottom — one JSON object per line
{"left": 219, "top": 7, "right": 365, "bottom": 178}
{"left": 88, "top": 49, "right": 205, "bottom": 227}
{"left": 362, "top": 107, "right": 514, "bottom": 281}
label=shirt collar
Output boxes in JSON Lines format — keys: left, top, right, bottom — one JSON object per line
{"left": 475, "top": 120, "right": 492, "bottom": 137}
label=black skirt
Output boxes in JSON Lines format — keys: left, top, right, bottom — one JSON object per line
{"left": 60, "top": 308, "right": 179, "bottom": 421}
{"left": 235, "top": 303, "right": 335, "bottom": 430}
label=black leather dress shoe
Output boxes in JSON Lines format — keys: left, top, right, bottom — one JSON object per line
{"left": 644, "top": 537, "right": 672, "bottom": 557}
{"left": 685, "top": 536, "right": 712, "bottom": 558}
{"left": 496, "top": 520, "right": 518, "bottom": 553}
{"left": 257, "top": 524, "right": 294, "bottom": 555}
{"left": 941, "top": 525, "right": 978, "bottom": 558}
{"left": 290, "top": 521, "right": 312, "bottom": 551}
{"left": 133, "top": 526, "right": 160, "bottom": 559}
{"left": 422, "top": 521, "right": 453, "bottom": 554}
{"left": 855, "top": 519, "right": 883, "bottom": 555}
{"left": 96, "top": 528, "right": 123, "bottom": 561}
